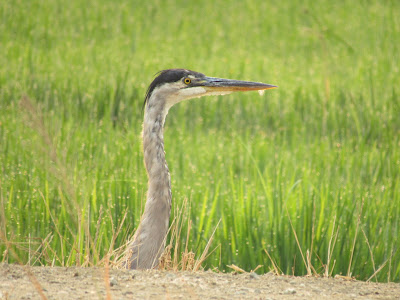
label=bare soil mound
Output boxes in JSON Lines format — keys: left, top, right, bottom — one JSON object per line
{"left": 0, "top": 263, "right": 399, "bottom": 299}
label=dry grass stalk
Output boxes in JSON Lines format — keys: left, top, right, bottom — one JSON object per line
{"left": 347, "top": 199, "right": 364, "bottom": 277}
{"left": 263, "top": 249, "right": 282, "bottom": 275}
{"left": 325, "top": 215, "right": 339, "bottom": 277}
{"left": 227, "top": 264, "right": 246, "bottom": 273}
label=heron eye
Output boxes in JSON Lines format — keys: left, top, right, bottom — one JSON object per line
{"left": 184, "top": 78, "right": 191, "bottom": 85}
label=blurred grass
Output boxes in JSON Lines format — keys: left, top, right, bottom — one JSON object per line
{"left": 1, "top": 0, "right": 399, "bottom": 281}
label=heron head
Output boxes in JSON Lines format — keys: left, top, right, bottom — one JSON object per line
{"left": 144, "top": 69, "right": 277, "bottom": 111}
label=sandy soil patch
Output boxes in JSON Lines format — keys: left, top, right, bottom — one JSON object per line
{"left": 0, "top": 263, "right": 399, "bottom": 299}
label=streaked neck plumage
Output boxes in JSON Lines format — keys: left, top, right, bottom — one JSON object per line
{"left": 126, "top": 89, "right": 172, "bottom": 269}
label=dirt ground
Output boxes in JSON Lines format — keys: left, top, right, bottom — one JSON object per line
{"left": 0, "top": 263, "right": 399, "bottom": 300}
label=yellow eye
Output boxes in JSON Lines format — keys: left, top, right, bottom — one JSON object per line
{"left": 184, "top": 78, "right": 191, "bottom": 85}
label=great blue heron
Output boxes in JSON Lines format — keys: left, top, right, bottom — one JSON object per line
{"left": 125, "top": 69, "right": 277, "bottom": 269}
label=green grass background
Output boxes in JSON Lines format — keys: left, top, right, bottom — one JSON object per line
{"left": 1, "top": 0, "right": 399, "bottom": 281}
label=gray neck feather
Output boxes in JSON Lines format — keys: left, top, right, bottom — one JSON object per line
{"left": 126, "top": 92, "right": 172, "bottom": 269}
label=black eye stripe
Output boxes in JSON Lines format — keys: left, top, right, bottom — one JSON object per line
{"left": 144, "top": 69, "right": 206, "bottom": 109}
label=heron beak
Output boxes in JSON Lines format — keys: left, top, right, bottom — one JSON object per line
{"left": 198, "top": 76, "right": 277, "bottom": 93}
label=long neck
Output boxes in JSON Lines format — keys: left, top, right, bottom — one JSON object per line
{"left": 126, "top": 99, "right": 171, "bottom": 269}
{"left": 142, "top": 103, "right": 172, "bottom": 217}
